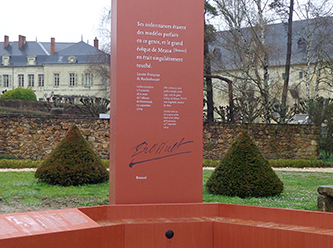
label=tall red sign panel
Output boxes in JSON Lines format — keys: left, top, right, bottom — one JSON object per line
{"left": 110, "top": 0, "right": 204, "bottom": 204}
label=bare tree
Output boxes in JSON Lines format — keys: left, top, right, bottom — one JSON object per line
{"left": 211, "top": 0, "right": 277, "bottom": 123}
{"left": 295, "top": 0, "right": 333, "bottom": 100}
{"left": 85, "top": 6, "right": 111, "bottom": 100}
{"left": 204, "top": 1, "right": 218, "bottom": 123}
{"left": 85, "top": 51, "right": 110, "bottom": 99}
{"left": 98, "top": 6, "right": 112, "bottom": 54}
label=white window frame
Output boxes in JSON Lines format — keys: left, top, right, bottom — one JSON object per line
{"left": 3, "top": 75, "right": 10, "bottom": 87}
{"left": 28, "top": 74, "right": 34, "bottom": 87}
{"left": 38, "top": 74, "right": 44, "bottom": 87}
{"left": 83, "top": 73, "right": 93, "bottom": 87}
{"left": 54, "top": 73, "right": 60, "bottom": 87}
{"left": 18, "top": 74, "right": 24, "bottom": 87}
{"left": 69, "top": 73, "right": 77, "bottom": 87}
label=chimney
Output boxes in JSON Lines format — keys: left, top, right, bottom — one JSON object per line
{"left": 4, "top": 35, "right": 9, "bottom": 48}
{"left": 18, "top": 35, "right": 26, "bottom": 49}
{"left": 94, "top": 37, "right": 99, "bottom": 49}
{"left": 51, "top": 37, "right": 55, "bottom": 54}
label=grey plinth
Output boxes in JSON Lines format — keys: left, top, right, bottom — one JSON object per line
{"left": 317, "top": 185, "right": 333, "bottom": 212}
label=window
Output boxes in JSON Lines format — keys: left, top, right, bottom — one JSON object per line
{"left": 3, "top": 75, "right": 10, "bottom": 87}
{"left": 282, "top": 73, "right": 286, "bottom": 80}
{"left": 54, "top": 73, "right": 60, "bottom": 87}
{"left": 27, "top": 55, "right": 36, "bottom": 65}
{"left": 28, "top": 74, "right": 34, "bottom": 87}
{"left": 0, "top": 74, "right": 11, "bottom": 87}
{"left": 2, "top": 55, "right": 10, "bottom": 66}
{"left": 299, "top": 72, "right": 303, "bottom": 79}
{"left": 18, "top": 74, "right": 24, "bottom": 87}
{"left": 38, "top": 74, "right": 44, "bottom": 87}
{"left": 68, "top": 56, "right": 77, "bottom": 63}
{"left": 297, "top": 38, "right": 306, "bottom": 50}
{"left": 69, "top": 73, "right": 77, "bottom": 86}
{"left": 83, "top": 73, "right": 93, "bottom": 87}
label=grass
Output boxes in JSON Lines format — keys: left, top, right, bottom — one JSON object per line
{"left": 0, "top": 169, "right": 332, "bottom": 212}
{"left": 203, "top": 170, "right": 332, "bottom": 211}
{"left": 0, "top": 171, "right": 109, "bottom": 208}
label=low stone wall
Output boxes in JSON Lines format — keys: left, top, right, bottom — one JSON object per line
{"left": 0, "top": 115, "right": 319, "bottom": 160}
{"left": 204, "top": 123, "right": 319, "bottom": 160}
{"left": 0, "top": 99, "right": 50, "bottom": 112}
{"left": 0, "top": 114, "right": 109, "bottom": 160}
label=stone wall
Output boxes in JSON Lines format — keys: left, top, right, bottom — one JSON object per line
{"left": 204, "top": 123, "right": 320, "bottom": 160}
{"left": 0, "top": 99, "right": 50, "bottom": 113}
{"left": 0, "top": 115, "right": 319, "bottom": 160}
{"left": 0, "top": 114, "right": 109, "bottom": 160}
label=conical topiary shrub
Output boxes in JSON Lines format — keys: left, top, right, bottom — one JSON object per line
{"left": 206, "top": 130, "right": 283, "bottom": 198}
{"left": 35, "top": 125, "right": 108, "bottom": 186}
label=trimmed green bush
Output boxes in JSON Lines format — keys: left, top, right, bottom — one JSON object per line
{"left": 1, "top": 87, "right": 37, "bottom": 101}
{"left": 269, "top": 159, "right": 332, "bottom": 168}
{"left": 0, "top": 159, "right": 41, "bottom": 168}
{"left": 0, "top": 154, "right": 16, "bottom": 160}
{"left": 206, "top": 131, "right": 284, "bottom": 198}
{"left": 203, "top": 159, "right": 220, "bottom": 168}
{"left": 203, "top": 159, "right": 333, "bottom": 168}
{"left": 35, "top": 125, "right": 108, "bottom": 186}
{"left": 0, "top": 159, "right": 109, "bottom": 169}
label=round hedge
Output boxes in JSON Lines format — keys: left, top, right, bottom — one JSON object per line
{"left": 206, "top": 131, "right": 284, "bottom": 198}
{"left": 1, "top": 87, "right": 37, "bottom": 101}
{"left": 35, "top": 125, "right": 108, "bottom": 186}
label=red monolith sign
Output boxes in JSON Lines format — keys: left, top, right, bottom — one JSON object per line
{"left": 110, "top": 0, "right": 204, "bottom": 204}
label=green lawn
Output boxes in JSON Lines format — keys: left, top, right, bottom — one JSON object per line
{"left": 0, "top": 171, "right": 109, "bottom": 209}
{"left": 0, "top": 170, "right": 332, "bottom": 213}
{"left": 203, "top": 170, "right": 332, "bottom": 211}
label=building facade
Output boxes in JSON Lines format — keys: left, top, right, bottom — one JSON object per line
{"left": 209, "top": 17, "right": 333, "bottom": 120}
{"left": 0, "top": 35, "right": 109, "bottom": 100}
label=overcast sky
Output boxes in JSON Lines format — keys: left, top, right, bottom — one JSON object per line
{"left": 1, "top": 0, "right": 110, "bottom": 45}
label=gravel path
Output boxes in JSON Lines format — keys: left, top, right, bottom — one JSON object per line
{"left": 1, "top": 167, "right": 333, "bottom": 173}
{"left": 272, "top": 167, "right": 333, "bottom": 173}
{"left": 203, "top": 167, "right": 333, "bottom": 173}
{"left": 0, "top": 168, "right": 37, "bottom": 172}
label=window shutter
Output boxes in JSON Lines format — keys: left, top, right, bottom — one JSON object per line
{"left": 0, "top": 75, "right": 3, "bottom": 87}
{"left": 75, "top": 73, "right": 78, "bottom": 86}
{"left": 91, "top": 74, "right": 94, "bottom": 86}
{"left": 82, "top": 73, "right": 84, "bottom": 86}
{"left": 9, "top": 75, "right": 12, "bottom": 87}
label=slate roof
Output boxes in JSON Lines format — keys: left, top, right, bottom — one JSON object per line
{"left": 0, "top": 39, "right": 108, "bottom": 66}
{"left": 210, "top": 16, "right": 333, "bottom": 71}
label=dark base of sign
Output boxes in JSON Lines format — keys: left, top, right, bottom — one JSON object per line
{"left": 2, "top": 203, "right": 333, "bottom": 248}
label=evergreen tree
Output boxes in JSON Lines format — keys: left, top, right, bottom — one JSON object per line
{"left": 35, "top": 125, "right": 108, "bottom": 186}
{"left": 206, "top": 131, "right": 283, "bottom": 198}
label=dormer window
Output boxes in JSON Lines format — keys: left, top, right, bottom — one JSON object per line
{"left": 68, "top": 56, "right": 77, "bottom": 63}
{"left": 213, "top": 48, "right": 222, "bottom": 62}
{"left": 297, "top": 37, "right": 307, "bottom": 50}
{"left": 27, "top": 55, "right": 36, "bottom": 65}
{"left": 2, "top": 55, "right": 10, "bottom": 66}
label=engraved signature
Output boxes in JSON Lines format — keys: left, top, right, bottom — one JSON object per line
{"left": 129, "top": 137, "right": 193, "bottom": 168}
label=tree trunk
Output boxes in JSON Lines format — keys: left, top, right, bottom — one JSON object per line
{"left": 204, "top": 74, "right": 234, "bottom": 123}
{"left": 204, "top": 25, "right": 214, "bottom": 123}
{"left": 280, "top": 0, "right": 294, "bottom": 123}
